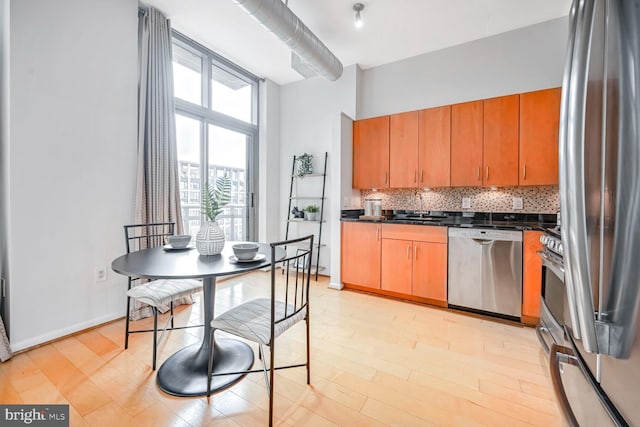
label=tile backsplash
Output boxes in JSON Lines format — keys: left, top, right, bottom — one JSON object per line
{"left": 360, "top": 186, "right": 559, "bottom": 214}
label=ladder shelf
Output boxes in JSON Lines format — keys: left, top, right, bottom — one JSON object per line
{"left": 285, "top": 152, "right": 328, "bottom": 280}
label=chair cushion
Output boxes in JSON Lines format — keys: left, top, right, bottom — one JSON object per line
{"left": 126, "top": 279, "right": 202, "bottom": 308}
{"left": 211, "top": 298, "right": 306, "bottom": 346}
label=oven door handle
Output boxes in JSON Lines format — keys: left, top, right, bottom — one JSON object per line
{"left": 550, "top": 344, "right": 580, "bottom": 427}
{"left": 536, "top": 325, "right": 552, "bottom": 354}
{"left": 537, "top": 250, "right": 565, "bottom": 279}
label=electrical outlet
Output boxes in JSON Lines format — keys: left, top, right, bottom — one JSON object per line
{"left": 95, "top": 267, "right": 107, "bottom": 282}
{"left": 513, "top": 197, "right": 524, "bottom": 210}
{"left": 461, "top": 197, "right": 471, "bottom": 209}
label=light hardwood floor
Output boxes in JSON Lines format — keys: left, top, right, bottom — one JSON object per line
{"left": 0, "top": 272, "right": 565, "bottom": 426}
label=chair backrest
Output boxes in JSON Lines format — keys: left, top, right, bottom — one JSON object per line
{"left": 124, "top": 222, "right": 175, "bottom": 254}
{"left": 269, "top": 235, "right": 314, "bottom": 329}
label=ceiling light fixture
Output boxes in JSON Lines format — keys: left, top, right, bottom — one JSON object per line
{"left": 353, "top": 3, "right": 364, "bottom": 29}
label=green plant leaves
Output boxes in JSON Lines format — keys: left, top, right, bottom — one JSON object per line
{"left": 202, "top": 175, "right": 231, "bottom": 221}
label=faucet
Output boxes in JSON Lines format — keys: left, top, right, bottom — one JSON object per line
{"left": 415, "top": 190, "right": 423, "bottom": 212}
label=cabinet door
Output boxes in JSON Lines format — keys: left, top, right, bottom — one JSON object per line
{"left": 522, "top": 230, "right": 544, "bottom": 323}
{"left": 412, "top": 241, "right": 447, "bottom": 302}
{"left": 451, "top": 101, "right": 483, "bottom": 186}
{"left": 341, "top": 222, "right": 381, "bottom": 289}
{"left": 353, "top": 116, "right": 390, "bottom": 189}
{"left": 483, "top": 94, "right": 519, "bottom": 187}
{"left": 381, "top": 239, "right": 412, "bottom": 294}
{"left": 419, "top": 106, "right": 451, "bottom": 187}
{"left": 390, "top": 111, "right": 419, "bottom": 188}
{"left": 519, "top": 88, "right": 561, "bottom": 186}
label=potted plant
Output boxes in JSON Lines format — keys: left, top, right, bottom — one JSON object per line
{"left": 296, "top": 153, "right": 313, "bottom": 177}
{"left": 304, "top": 205, "right": 320, "bottom": 221}
{"left": 196, "top": 175, "right": 231, "bottom": 255}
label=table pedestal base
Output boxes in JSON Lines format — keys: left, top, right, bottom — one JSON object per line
{"left": 156, "top": 338, "right": 254, "bottom": 397}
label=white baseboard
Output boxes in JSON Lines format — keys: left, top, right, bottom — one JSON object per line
{"left": 10, "top": 311, "right": 123, "bottom": 352}
{"left": 328, "top": 281, "right": 344, "bottom": 290}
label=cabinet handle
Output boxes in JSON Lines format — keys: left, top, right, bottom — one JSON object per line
{"left": 486, "top": 166, "right": 489, "bottom": 181}
{"left": 477, "top": 167, "right": 480, "bottom": 181}
{"left": 523, "top": 164, "right": 527, "bottom": 180}
{"left": 414, "top": 245, "right": 418, "bottom": 259}
{"left": 376, "top": 227, "right": 380, "bottom": 241}
{"left": 414, "top": 170, "right": 417, "bottom": 183}
{"left": 421, "top": 169, "right": 424, "bottom": 182}
{"left": 384, "top": 172, "right": 388, "bottom": 185}
{"left": 407, "top": 244, "right": 411, "bottom": 259}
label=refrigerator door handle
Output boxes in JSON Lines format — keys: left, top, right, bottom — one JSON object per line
{"left": 559, "top": 0, "right": 585, "bottom": 343}
{"left": 560, "top": 0, "right": 599, "bottom": 350}
{"left": 550, "top": 344, "right": 580, "bottom": 427}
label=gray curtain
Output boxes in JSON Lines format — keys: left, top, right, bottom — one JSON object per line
{"left": 136, "top": 7, "right": 183, "bottom": 229}
{"left": 0, "top": 314, "right": 11, "bottom": 362}
{"left": 133, "top": 7, "right": 192, "bottom": 320}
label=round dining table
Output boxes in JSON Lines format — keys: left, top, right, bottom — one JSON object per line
{"left": 111, "top": 241, "right": 285, "bottom": 397}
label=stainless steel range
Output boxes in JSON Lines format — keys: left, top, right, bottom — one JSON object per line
{"left": 536, "top": 227, "right": 568, "bottom": 353}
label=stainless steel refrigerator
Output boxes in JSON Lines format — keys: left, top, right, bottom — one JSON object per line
{"left": 557, "top": 0, "right": 640, "bottom": 425}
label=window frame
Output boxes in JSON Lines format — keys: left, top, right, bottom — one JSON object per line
{"left": 172, "top": 31, "right": 260, "bottom": 240}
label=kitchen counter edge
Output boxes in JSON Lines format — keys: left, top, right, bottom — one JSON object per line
{"left": 339, "top": 217, "right": 555, "bottom": 232}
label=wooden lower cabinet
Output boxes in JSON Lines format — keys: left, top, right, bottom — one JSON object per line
{"left": 381, "top": 239, "right": 413, "bottom": 294}
{"left": 341, "top": 221, "right": 381, "bottom": 289}
{"left": 522, "top": 230, "right": 544, "bottom": 325}
{"left": 412, "top": 241, "right": 447, "bottom": 302}
{"left": 380, "top": 225, "right": 448, "bottom": 305}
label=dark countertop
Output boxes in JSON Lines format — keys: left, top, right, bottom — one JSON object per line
{"left": 340, "top": 209, "right": 556, "bottom": 232}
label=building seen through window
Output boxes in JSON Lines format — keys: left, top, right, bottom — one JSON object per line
{"left": 178, "top": 161, "right": 246, "bottom": 240}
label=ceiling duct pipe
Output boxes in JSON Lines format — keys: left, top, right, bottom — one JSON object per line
{"left": 231, "top": 0, "right": 344, "bottom": 81}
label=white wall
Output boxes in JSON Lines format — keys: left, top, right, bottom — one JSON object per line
{"left": 258, "top": 79, "right": 281, "bottom": 244}
{"left": 359, "top": 17, "right": 568, "bottom": 119}
{"left": 279, "top": 65, "right": 358, "bottom": 279}
{"left": 9, "top": 0, "right": 138, "bottom": 350}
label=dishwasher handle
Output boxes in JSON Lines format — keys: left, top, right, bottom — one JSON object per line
{"left": 448, "top": 227, "right": 523, "bottom": 242}
{"left": 472, "top": 238, "right": 495, "bottom": 246}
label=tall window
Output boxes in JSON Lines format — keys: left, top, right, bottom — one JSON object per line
{"left": 172, "top": 32, "right": 259, "bottom": 241}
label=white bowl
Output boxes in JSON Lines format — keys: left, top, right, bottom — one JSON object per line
{"left": 167, "top": 234, "right": 191, "bottom": 249}
{"left": 232, "top": 242, "right": 259, "bottom": 260}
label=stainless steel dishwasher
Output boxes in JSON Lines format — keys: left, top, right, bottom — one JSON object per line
{"left": 448, "top": 228, "right": 523, "bottom": 318}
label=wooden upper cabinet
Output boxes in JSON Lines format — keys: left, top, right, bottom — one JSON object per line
{"left": 483, "top": 94, "right": 519, "bottom": 187}
{"left": 451, "top": 101, "right": 483, "bottom": 187}
{"left": 519, "top": 88, "right": 561, "bottom": 186}
{"left": 419, "top": 106, "right": 451, "bottom": 187}
{"left": 341, "top": 222, "right": 381, "bottom": 289}
{"left": 522, "top": 230, "right": 544, "bottom": 324}
{"left": 353, "top": 116, "right": 390, "bottom": 189}
{"left": 390, "top": 111, "right": 419, "bottom": 188}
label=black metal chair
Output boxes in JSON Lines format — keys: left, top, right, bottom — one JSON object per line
{"left": 206, "top": 235, "right": 314, "bottom": 426}
{"left": 124, "top": 222, "right": 203, "bottom": 370}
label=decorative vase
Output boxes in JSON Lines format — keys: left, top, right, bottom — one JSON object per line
{"left": 196, "top": 221, "right": 225, "bottom": 255}
{"left": 306, "top": 212, "right": 319, "bottom": 221}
